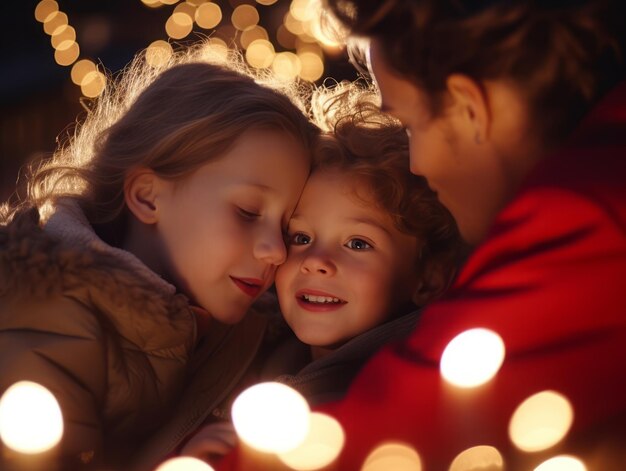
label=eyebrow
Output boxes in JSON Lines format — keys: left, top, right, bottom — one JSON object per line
{"left": 235, "top": 182, "right": 273, "bottom": 193}
{"left": 348, "top": 217, "right": 393, "bottom": 237}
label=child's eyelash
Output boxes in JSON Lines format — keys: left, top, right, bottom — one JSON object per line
{"left": 237, "top": 207, "right": 260, "bottom": 219}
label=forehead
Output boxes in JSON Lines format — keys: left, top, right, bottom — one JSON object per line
{"left": 368, "top": 41, "right": 429, "bottom": 121}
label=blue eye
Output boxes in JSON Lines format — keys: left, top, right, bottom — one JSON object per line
{"left": 290, "top": 233, "right": 311, "bottom": 245}
{"left": 346, "top": 238, "right": 371, "bottom": 250}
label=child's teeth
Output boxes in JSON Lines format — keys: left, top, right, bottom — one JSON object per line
{"left": 304, "top": 294, "right": 340, "bottom": 303}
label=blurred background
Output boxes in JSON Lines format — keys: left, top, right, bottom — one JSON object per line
{"left": 1, "top": 0, "right": 359, "bottom": 202}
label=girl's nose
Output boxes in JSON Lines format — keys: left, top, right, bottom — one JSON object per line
{"left": 300, "top": 251, "right": 337, "bottom": 276}
{"left": 254, "top": 231, "right": 287, "bottom": 266}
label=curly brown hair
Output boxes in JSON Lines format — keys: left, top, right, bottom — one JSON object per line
{"left": 311, "top": 83, "right": 465, "bottom": 303}
{"left": 324, "top": 0, "right": 625, "bottom": 144}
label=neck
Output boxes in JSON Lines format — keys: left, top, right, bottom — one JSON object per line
{"left": 122, "top": 216, "right": 168, "bottom": 279}
{"left": 310, "top": 345, "right": 334, "bottom": 361}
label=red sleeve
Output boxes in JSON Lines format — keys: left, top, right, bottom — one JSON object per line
{"left": 318, "top": 184, "right": 626, "bottom": 469}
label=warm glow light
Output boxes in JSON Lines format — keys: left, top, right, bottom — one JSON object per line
{"left": 0, "top": 381, "right": 63, "bottom": 454}
{"left": 81, "top": 71, "right": 107, "bottom": 98}
{"left": 174, "top": 2, "right": 197, "bottom": 19}
{"left": 146, "top": 40, "right": 173, "bottom": 68}
{"left": 245, "top": 39, "right": 275, "bottom": 69}
{"left": 231, "top": 382, "right": 310, "bottom": 454}
{"left": 277, "top": 24, "right": 297, "bottom": 49}
{"left": 290, "top": 0, "right": 315, "bottom": 22}
{"left": 509, "top": 390, "right": 573, "bottom": 452}
{"left": 284, "top": 12, "right": 305, "bottom": 35}
{"left": 155, "top": 456, "right": 215, "bottom": 471}
{"left": 195, "top": 2, "right": 222, "bottom": 29}
{"left": 534, "top": 455, "right": 587, "bottom": 471}
{"left": 43, "top": 11, "right": 69, "bottom": 35}
{"left": 50, "top": 25, "right": 76, "bottom": 49}
{"left": 361, "top": 442, "right": 422, "bottom": 471}
{"left": 141, "top": 0, "right": 163, "bottom": 8}
{"left": 257, "top": 0, "right": 278, "bottom": 5}
{"left": 35, "top": 0, "right": 58, "bottom": 23}
{"left": 449, "top": 446, "right": 504, "bottom": 471}
{"left": 272, "top": 52, "right": 301, "bottom": 81}
{"left": 297, "top": 51, "right": 324, "bottom": 81}
{"left": 277, "top": 412, "right": 344, "bottom": 470}
{"left": 71, "top": 59, "right": 97, "bottom": 85}
{"left": 231, "top": 4, "right": 260, "bottom": 31}
{"left": 165, "top": 13, "right": 193, "bottom": 39}
{"left": 240, "top": 26, "right": 268, "bottom": 49}
{"left": 440, "top": 328, "right": 505, "bottom": 388}
{"left": 161, "top": 0, "right": 181, "bottom": 4}
{"left": 54, "top": 41, "right": 80, "bottom": 66}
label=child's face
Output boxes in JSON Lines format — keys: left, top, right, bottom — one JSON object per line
{"left": 275, "top": 168, "right": 420, "bottom": 348}
{"left": 154, "top": 130, "right": 310, "bottom": 324}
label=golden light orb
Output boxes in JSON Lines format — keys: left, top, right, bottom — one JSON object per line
{"left": 0, "top": 381, "right": 63, "bottom": 454}
{"left": 245, "top": 39, "right": 275, "bottom": 69}
{"left": 449, "top": 445, "right": 504, "bottom": 471}
{"left": 362, "top": 442, "right": 422, "bottom": 471}
{"left": 297, "top": 51, "right": 324, "bottom": 82}
{"left": 290, "top": 0, "right": 316, "bottom": 22}
{"left": 155, "top": 456, "right": 215, "bottom": 471}
{"left": 440, "top": 328, "right": 505, "bottom": 388}
{"left": 35, "top": 0, "right": 59, "bottom": 23}
{"left": 284, "top": 12, "right": 305, "bottom": 36}
{"left": 231, "top": 382, "right": 310, "bottom": 454}
{"left": 277, "top": 24, "right": 297, "bottom": 50}
{"left": 174, "top": 2, "right": 197, "bottom": 18}
{"left": 231, "top": 4, "right": 260, "bottom": 31}
{"left": 146, "top": 40, "right": 173, "bottom": 68}
{"left": 165, "top": 13, "right": 193, "bottom": 39}
{"left": 195, "top": 2, "right": 222, "bottom": 29}
{"left": 54, "top": 41, "right": 80, "bottom": 66}
{"left": 161, "top": 0, "right": 181, "bottom": 5}
{"left": 272, "top": 52, "right": 301, "bottom": 81}
{"left": 141, "top": 0, "right": 163, "bottom": 7}
{"left": 81, "top": 71, "right": 107, "bottom": 98}
{"left": 256, "top": 0, "right": 278, "bottom": 5}
{"left": 43, "top": 11, "right": 68, "bottom": 35}
{"left": 509, "top": 390, "right": 574, "bottom": 453}
{"left": 534, "top": 455, "right": 587, "bottom": 471}
{"left": 50, "top": 25, "right": 76, "bottom": 49}
{"left": 71, "top": 59, "right": 97, "bottom": 86}
{"left": 240, "top": 25, "right": 268, "bottom": 50}
{"left": 277, "top": 412, "right": 345, "bottom": 470}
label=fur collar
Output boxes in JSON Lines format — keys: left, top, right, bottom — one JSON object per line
{"left": 0, "top": 203, "right": 195, "bottom": 354}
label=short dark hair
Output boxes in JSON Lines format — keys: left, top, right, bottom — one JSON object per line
{"left": 325, "top": 0, "right": 625, "bottom": 143}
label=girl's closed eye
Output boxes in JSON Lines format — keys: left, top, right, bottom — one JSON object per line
{"left": 345, "top": 238, "right": 372, "bottom": 250}
{"left": 237, "top": 206, "right": 260, "bottom": 220}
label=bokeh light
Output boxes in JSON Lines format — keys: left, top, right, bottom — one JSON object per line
{"left": 272, "top": 52, "right": 301, "bottom": 81}
{"left": 231, "top": 382, "right": 310, "bottom": 454}
{"left": 195, "top": 2, "right": 222, "bottom": 29}
{"left": 440, "top": 328, "right": 505, "bottom": 388}
{"left": 54, "top": 41, "right": 80, "bottom": 66}
{"left": 231, "top": 4, "right": 259, "bottom": 31}
{"left": 146, "top": 40, "right": 173, "bottom": 68}
{"left": 277, "top": 412, "right": 345, "bottom": 470}
{"left": 256, "top": 0, "right": 278, "bottom": 5}
{"left": 534, "top": 455, "right": 587, "bottom": 471}
{"left": 43, "top": 11, "right": 68, "bottom": 35}
{"left": 297, "top": 51, "right": 324, "bottom": 81}
{"left": 71, "top": 59, "right": 97, "bottom": 85}
{"left": 155, "top": 456, "right": 215, "bottom": 471}
{"left": 240, "top": 25, "right": 269, "bottom": 50}
{"left": 509, "top": 390, "right": 574, "bottom": 453}
{"left": 81, "top": 71, "right": 107, "bottom": 98}
{"left": 245, "top": 39, "right": 275, "bottom": 69}
{"left": 50, "top": 24, "right": 76, "bottom": 49}
{"left": 35, "top": 0, "right": 59, "bottom": 23}
{"left": 0, "top": 381, "right": 63, "bottom": 454}
{"left": 361, "top": 442, "right": 422, "bottom": 471}
{"left": 448, "top": 445, "right": 504, "bottom": 471}
{"left": 165, "top": 12, "right": 193, "bottom": 39}
{"left": 173, "top": 1, "right": 197, "bottom": 19}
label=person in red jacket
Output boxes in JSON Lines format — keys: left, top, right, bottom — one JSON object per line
{"left": 217, "top": 1, "right": 626, "bottom": 470}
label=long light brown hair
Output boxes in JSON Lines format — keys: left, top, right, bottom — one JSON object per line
{"left": 4, "top": 42, "right": 318, "bottom": 237}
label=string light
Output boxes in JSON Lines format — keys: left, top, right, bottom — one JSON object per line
{"left": 195, "top": 2, "right": 222, "bottom": 29}
{"left": 440, "top": 328, "right": 505, "bottom": 388}
{"left": 448, "top": 446, "right": 504, "bottom": 471}
{"left": 0, "top": 381, "right": 63, "bottom": 454}
{"left": 534, "top": 455, "right": 587, "bottom": 471}
{"left": 155, "top": 456, "right": 215, "bottom": 471}
{"left": 509, "top": 391, "right": 574, "bottom": 453}
{"left": 362, "top": 442, "right": 422, "bottom": 471}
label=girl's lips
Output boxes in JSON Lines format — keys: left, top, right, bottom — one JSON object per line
{"left": 230, "top": 276, "right": 263, "bottom": 298}
{"left": 295, "top": 288, "right": 347, "bottom": 313}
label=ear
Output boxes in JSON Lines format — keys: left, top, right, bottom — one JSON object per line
{"left": 412, "top": 261, "right": 452, "bottom": 307}
{"left": 124, "top": 168, "right": 162, "bottom": 225}
{"left": 446, "top": 74, "right": 490, "bottom": 144}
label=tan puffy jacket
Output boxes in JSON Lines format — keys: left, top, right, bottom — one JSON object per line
{"left": 0, "top": 205, "right": 267, "bottom": 470}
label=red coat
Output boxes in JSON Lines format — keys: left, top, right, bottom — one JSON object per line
{"left": 218, "top": 83, "right": 626, "bottom": 470}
